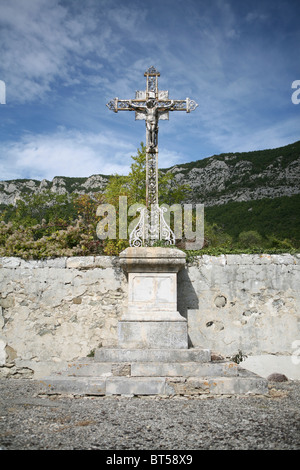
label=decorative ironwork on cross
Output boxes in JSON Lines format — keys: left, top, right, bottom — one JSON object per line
{"left": 106, "top": 66, "right": 198, "bottom": 246}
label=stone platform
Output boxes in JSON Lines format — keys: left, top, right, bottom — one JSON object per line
{"left": 39, "top": 247, "right": 268, "bottom": 396}
{"left": 39, "top": 348, "right": 268, "bottom": 396}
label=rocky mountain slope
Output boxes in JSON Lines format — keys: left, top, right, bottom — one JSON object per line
{"left": 0, "top": 174, "right": 109, "bottom": 206}
{"left": 164, "top": 140, "right": 300, "bottom": 206}
{"left": 1, "top": 141, "right": 299, "bottom": 207}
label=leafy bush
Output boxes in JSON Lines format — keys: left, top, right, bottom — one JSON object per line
{"left": 0, "top": 218, "right": 104, "bottom": 259}
{"left": 238, "top": 230, "right": 263, "bottom": 248}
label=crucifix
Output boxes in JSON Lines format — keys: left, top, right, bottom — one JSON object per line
{"left": 106, "top": 66, "right": 198, "bottom": 209}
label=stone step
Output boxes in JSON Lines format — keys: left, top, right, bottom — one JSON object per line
{"left": 39, "top": 371, "right": 268, "bottom": 396}
{"left": 38, "top": 346, "right": 268, "bottom": 397}
{"left": 165, "top": 374, "right": 268, "bottom": 396}
{"left": 130, "top": 361, "right": 238, "bottom": 377}
{"left": 63, "top": 361, "right": 112, "bottom": 377}
{"left": 106, "top": 376, "right": 166, "bottom": 396}
{"left": 63, "top": 360, "right": 238, "bottom": 378}
{"left": 39, "top": 376, "right": 106, "bottom": 396}
{"left": 94, "top": 348, "right": 211, "bottom": 363}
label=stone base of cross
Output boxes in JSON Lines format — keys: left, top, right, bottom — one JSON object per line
{"left": 106, "top": 66, "right": 198, "bottom": 246}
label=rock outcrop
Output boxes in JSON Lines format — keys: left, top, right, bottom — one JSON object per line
{"left": 0, "top": 141, "right": 299, "bottom": 207}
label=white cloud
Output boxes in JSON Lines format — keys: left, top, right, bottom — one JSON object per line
{"left": 158, "top": 148, "right": 186, "bottom": 169}
{"left": 246, "top": 11, "right": 268, "bottom": 23}
{"left": 0, "top": 0, "right": 160, "bottom": 105}
{"left": 200, "top": 116, "right": 300, "bottom": 155}
{"left": 0, "top": 0, "right": 299, "bottom": 182}
{"left": 0, "top": 129, "right": 134, "bottom": 181}
{"left": 0, "top": 0, "right": 115, "bottom": 103}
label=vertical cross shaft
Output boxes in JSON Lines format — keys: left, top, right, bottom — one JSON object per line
{"left": 144, "top": 66, "right": 159, "bottom": 207}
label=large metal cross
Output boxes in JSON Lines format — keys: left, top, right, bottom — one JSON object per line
{"left": 106, "top": 66, "right": 198, "bottom": 208}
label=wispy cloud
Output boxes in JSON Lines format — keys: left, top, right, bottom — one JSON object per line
{"left": 0, "top": 129, "right": 135, "bottom": 180}
{"left": 0, "top": 0, "right": 299, "bottom": 180}
{"left": 0, "top": 0, "right": 117, "bottom": 103}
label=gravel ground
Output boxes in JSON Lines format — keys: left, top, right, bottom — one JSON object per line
{"left": 0, "top": 378, "right": 299, "bottom": 451}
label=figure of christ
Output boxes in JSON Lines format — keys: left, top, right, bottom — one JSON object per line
{"left": 129, "top": 98, "right": 174, "bottom": 149}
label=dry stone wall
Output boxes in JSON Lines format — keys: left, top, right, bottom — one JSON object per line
{"left": 0, "top": 256, "right": 127, "bottom": 378}
{"left": 178, "top": 254, "right": 300, "bottom": 356}
{"left": 0, "top": 254, "right": 299, "bottom": 378}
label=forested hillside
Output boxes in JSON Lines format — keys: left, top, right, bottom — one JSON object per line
{"left": 0, "top": 141, "right": 299, "bottom": 258}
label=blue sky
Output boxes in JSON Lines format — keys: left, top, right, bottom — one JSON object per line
{"left": 0, "top": 0, "right": 299, "bottom": 181}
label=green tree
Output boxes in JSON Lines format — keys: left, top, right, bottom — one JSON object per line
{"left": 238, "top": 230, "right": 263, "bottom": 248}
{"left": 101, "top": 143, "right": 191, "bottom": 254}
{"left": 104, "top": 142, "right": 190, "bottom": 206}
{"left": 127, "top": 143, "right": 147, "bottom": 205}
{"left": 203, "top": 221, "right": 233, "bottom": 249}
{"left": 3, "top": 190, "right": 77, "bottom": 227}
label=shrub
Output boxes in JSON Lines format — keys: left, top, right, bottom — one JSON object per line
{"left": 0, "top": 219, "right": 104, "bottom": 259}
{"left": 238, "top": 230, "right": 263, "bottom": 248}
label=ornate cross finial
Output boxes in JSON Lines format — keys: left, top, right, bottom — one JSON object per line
{"left": 144, "top": 66, "right": 160, "bottom": 98}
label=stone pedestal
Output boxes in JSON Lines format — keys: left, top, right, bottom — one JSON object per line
{"left": 118, "top": 247, "right": 187, "bottom": 349}
{"left": 40, "top": 250, "right": 269, "bottom": 397}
